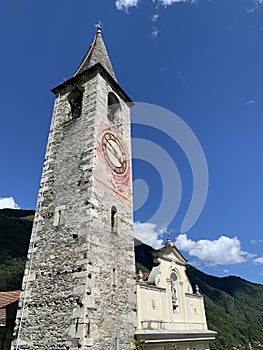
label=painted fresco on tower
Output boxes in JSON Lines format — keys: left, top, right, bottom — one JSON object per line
{"left": 94, "top": 120, "right": 132, "bottom": 202}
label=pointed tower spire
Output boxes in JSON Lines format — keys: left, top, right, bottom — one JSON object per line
{"left": 74, "top": 25, "right": 117, "bottom": 82}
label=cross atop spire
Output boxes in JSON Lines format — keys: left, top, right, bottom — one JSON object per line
{"left": 95, "top": 20, "right": 103, "bottom": 33}
{"left": 74, "top": 25, "right": 117, "bottom": 82}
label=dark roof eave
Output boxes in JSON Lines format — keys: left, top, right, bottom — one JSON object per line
{"left": 135, "top": 329, "right": 217, "bottom": 342}
{"left": 51, "top": 63, "right": 134, "bottom": 105}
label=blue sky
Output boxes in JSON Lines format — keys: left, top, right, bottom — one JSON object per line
{"left": 1, "top": 0, "right": 263, "bottom": 283}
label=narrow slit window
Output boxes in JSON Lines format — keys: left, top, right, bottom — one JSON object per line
{"left": 54, "top": 208, "right": 61, "bottom": 227}
{"left": 87, "top": 320, "right": 90, "bottom": 336}
{"left": 75, "top": 318, "right": 79, "bottom": 333}
{"left": 111, "top": 206, "right": 117, "bottom": 232}
{"left": 114, "top": 337, "right": 119, "bottom": 350}
{"left": 112, "top": 268, "right": 117, "bottom": 287}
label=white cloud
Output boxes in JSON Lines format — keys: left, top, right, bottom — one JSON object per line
{"left": 156, "top": 0, "right": 197, "bottom": 6}
{"left": 116, "top": 0, "right": 197, "bottom": 11}
{"left": 245, "top": 7, "right": 256, "bottom": 13}
{"left": 250, "top": 239, "right": 263, "bottom": 244}
{"left": 246, "top": 0, "right": 263, "bottom": 13}
{"left": 175, "top": 233, "right": 254, "bottom": 266}
{"left": 0, "top": 197, "right": 20, "bottom": 209}
{"left": 245, "top": 100, "right": 256, "bottom": 105}
{"left": 151, "top": 14, "right": 159, "bottom": 22}
{"left": 151, "top": 28, "right": 159, "bottom": 38}
{"left": 115, "top": 0, "right": 140, "bottom": 11}
{"left": 151, "top": 15, "right": 159, "bottom": 39}
{"left": 178, "top": 71, "right": 185, "bottom": 86}
{"left": 134, "top": 222, "right": 165, "bottom": 249}
{"left": 254, "top": 257, "right": 263, "bottom": 264}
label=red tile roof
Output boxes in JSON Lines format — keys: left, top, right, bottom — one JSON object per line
{"left": 0, "top": 291, "right": 20, "bottom": 308}
{"left": 136, "top": 272, "right": 150, "bottom": 282}
{"left": 0, "top": 290, "right": 20, "bottom": 327}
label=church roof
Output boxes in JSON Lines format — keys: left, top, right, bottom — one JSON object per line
{"left": 0, "top": 290, "right": 20, "bottom": 327}
{"left": 74, "top": 25, "right": 117, "bottom": 82}
{"left": 135, "top": 271, "right": 150, "bottom": 282}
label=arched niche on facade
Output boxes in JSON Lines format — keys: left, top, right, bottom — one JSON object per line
{"left": 170, "top": 271, "right": 179, "bottom": 310}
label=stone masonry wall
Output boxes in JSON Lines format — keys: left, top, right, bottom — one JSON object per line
{"left": 12, "top": 70, "right": 136, "bottom": 350}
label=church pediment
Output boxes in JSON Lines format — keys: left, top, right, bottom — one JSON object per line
{"left": 153, "top": 238, "right": 187, "bottom": 266}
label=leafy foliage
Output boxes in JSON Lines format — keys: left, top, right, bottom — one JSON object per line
{"left": 127, "top": 339, "right": 145, "bottom": 350}
{"left": 135, "top": 261, "right": 150, "bottom": 273}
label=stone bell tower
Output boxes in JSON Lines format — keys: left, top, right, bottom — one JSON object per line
{"left": 12, "top": 26, "right": 136, "bottom": 350}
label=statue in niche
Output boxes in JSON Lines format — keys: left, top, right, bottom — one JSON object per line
{"left": 170, "top": 274, "right": 178, "bottom": 309}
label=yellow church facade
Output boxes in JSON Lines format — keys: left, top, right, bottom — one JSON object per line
{"left": 135, "top": 239, "right": 216, "bottom": 349}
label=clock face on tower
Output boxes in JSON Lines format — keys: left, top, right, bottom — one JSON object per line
{"left": 102, "top": 132, "right": 127, "bottom": 174}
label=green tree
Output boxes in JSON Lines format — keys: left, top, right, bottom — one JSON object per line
{"left": 127, "top": 339, "right": 145, "bottom": 350}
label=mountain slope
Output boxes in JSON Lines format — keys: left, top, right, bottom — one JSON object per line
{"left": 186, "top": 265, "right": 263, "bottom": 350}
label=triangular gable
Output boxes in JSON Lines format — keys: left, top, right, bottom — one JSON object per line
{"left": 153, "top": 238, "right": 187, "bottom": 265}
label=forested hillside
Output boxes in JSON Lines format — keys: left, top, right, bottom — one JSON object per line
{"left": 0, "top": 209, "right": 34, "bottom": 291}
{"left": 186, "top": 265, "right": 263, "bottom": 350}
